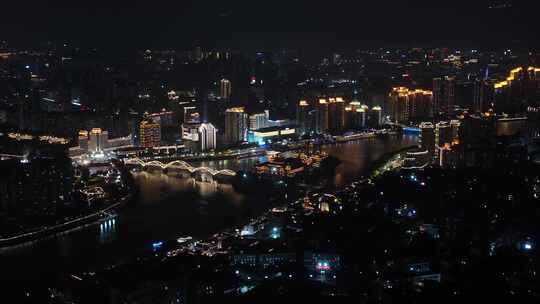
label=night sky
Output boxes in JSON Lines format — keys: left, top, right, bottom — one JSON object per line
{"left": 1, "top": 0, "right": 538, "bottom": 50}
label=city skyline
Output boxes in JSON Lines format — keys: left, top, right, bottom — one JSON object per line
{"left": 1, "top": 2, "right": 540, "bottom": 303}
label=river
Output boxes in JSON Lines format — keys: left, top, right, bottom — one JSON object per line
{"left": 0, "top": 134, "right": 417, "bottom": 284}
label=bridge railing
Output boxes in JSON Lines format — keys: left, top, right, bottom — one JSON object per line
{"left": 123, "top": 158, "right": 236, "bottom": 176}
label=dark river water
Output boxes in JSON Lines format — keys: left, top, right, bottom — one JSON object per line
{"left": 0, "top": 135, "right": 417, "bottom": 283}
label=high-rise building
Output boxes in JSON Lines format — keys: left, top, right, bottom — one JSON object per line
{"left": 419, "top": 122, "right": 435, "bottom": 160}
{"left": 345, "top": 101, "right": 367, "bottom": 130}
{"left": 473, "top": 78, "right": 486, "bottom": 113}
{"left": 445, "top": 77, "right": 456, "bottom": 115}
{"left": 182, "top": 122, "right": 217, "bottom": 152}
{"left": 198, "top": 123, "right": 217, "bottom": 151}
{"left": 494, "top": 66, "right": 540, "bottom": 114}
{"left": 139, "top": 119, "right": 161, "bottom": 148}
{"left": 249, "top": 112, "right": 269, "bottom": 131}
{"left": 296, "top": 100, "right": 310, "bottom": 134}
{"left": 149, "top": 111, "right": 175, "bottom": 127}
{"left": 371, "top": 106, "right": 383, "bottom": 127}
{"left": 436, "top": 122, "right": 452, "bottom": 147}
{"left": 358, "top": 108, "right": 367, "bottom": 129}
{"left": 224, "top": 107, "right": 248, "bottom": 144}
{"left": 78, "top": 130, "right": 89, "bottom": 151}
{"left": 433, "top": 78, "right": 443, "bottom": 116}
{"left": 459, "top": 113, "right": 497, "bottom": 167}
{"left": 433, "top": 76, "right": 456, "bottom": 116}
{"left": 220, "top": 79, "right": 232, "bottom": 100}
{"left": 389, "top": 87, "right": 432, "bottom": 123}
{"left": 88, "top": 128, "right": 109, "bottom": 152}
{"left": 327, "top": 97, "right": 346, "bottom": 133}
{"left": 316, "top": 99, "right": 329, "bottom": 134}
{"left": 450, "top": 120, "right": 461, "bottom": 144}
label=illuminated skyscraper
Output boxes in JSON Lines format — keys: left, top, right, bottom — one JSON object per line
{"left": 358, "top": 108, "right": 367, "bottom": 129}
{"left": 315, "top": 99, "right": 329, "bottom": 134}
{"left": 432, "top": 76, "right": 456, "bottom": 116}
{"left": 139, "top": 119, "right": 161, "bottom": 148}
{"left": 389, "top": 87, "right": 432, "bottom": 123}
{"left": 182, "top": 122, "right": 217, "bottom": 152}
{"left": 345, "top": 101, "right": 366, "bottom": 130}
{"left": 473, "top": 78, "right": 486, "bottom": 113}
{"left": 494, "top": 66, "right": 540, "bottom": 113}
{"left": 249, "top": 112, "right": 269, "bottom": 131}
{"left": 436, "top": 122, "right": 452, "bottom": 147}
{"left": 419, "top": 122, "right": 435, "bottom": 160}
{"left": 446, "top": 77, "right": 456, "bottom": 115}
{"left": 328, "top": 97, "right": 346, "bottom": 132}
{"left": 224, "top": 107, "right": 248, "bottom": 144}
{"left": 296, "top": 100, "right": 310, "bottom": 134}
{"left": 371, "top": 106, "right": 383, "bottom": 127}
{"left": 389, "top": 87, "right": 410, "bottom": 123}
{"left": 220, "top": 79, "right": 232, "bottom": 99}
{"left": 88, "top": 128, "right": 109, "bottom": 152}
{"left": 78, "top": 130, "right": 89, "bottom": 151}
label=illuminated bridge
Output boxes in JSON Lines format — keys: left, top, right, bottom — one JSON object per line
{"left": 123, "top": 158, "right": 237, "bottom": 177}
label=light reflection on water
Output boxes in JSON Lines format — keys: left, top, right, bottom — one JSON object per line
{"left": 99, "top": 218, "right": 117, "bottom": 244}
{"left": 0, "top": 135, "right": 417, "bottom": 282}
{"left": 133, "top": 172, "right": 244, "bottom": 206}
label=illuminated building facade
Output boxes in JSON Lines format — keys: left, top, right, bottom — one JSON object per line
{"left": 494, "top": 67, "right": 540, "bottom": 113}
{"left": 389, "top": 87, "right": 433, "bottom": 123}
{"left": 249, "top": 126, "right": 296, "bottom": 144}
{"left": 371, "top": 106, "right": 383, "bottom": 127}
{"left": 148, "top": 110, "right": 175, "bottom": 127}
{"left": 182, "top": 122, "right": 217, "bottom": 152}
{"left": 403, "top": 148, "right": 430, "bottom": 170}
{"left": 88, "top": 128, "right": 109, "bottom": 152}
{"left": 473, "top": 78, "right": 488, "bottom": 113}
{"left": 74, "top": 129, "right": 132, "bottom": 156}
{"left": 224, "top": 107, "right": 248, "bottom": 144}
{"left": 328, "top": 97, "right": 345, "bottom": 132}
{"left": 345, "top": 102, "right": 368, "bottom": 130}
{"left": 249, "top": 111, "right": 269, "bottom": 131}
{"left": 139, "top": 119, "right": 161, "bottom": 148}
{"left": 419, "top": 122, "right": 435, "bottom": 159}
{"left": 220, "top": 78, "right": 232, "bottom": 99}
{"left": 78, "top": 130, "right": 89, "bottom": 151}
{"left": 315, "top": 99, "right": 329, "bottom": 133}
{"left": 296, "top": 100, "right": 310, "bottom": 134}
{"left": 435, "top": 122, "right": 452, "bottom": 147}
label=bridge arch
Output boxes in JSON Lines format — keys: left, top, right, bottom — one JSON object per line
{"left": 124, "top": 158, "right": 237, "bottom": 177}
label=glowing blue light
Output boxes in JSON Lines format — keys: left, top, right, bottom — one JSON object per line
{"left": 152, "top": 241, "right": 163, "bottom": 249}
{"left": 272, "top": 227, "right": 278, "bottom": 232}
{"left": 403, "top": 127, "right": 421, "bottom": 133}
{"left": 524, "top": 243, "right": 533, "bottom": 250}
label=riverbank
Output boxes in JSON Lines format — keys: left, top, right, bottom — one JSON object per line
{"left": 0, "top": 195, "right": 131, "bottom": 249}
{"left": 368, "top": 145, "right": 418, "bottom": 179}
{"left": 0, "top": 134, "right": 418, "bottom": 284}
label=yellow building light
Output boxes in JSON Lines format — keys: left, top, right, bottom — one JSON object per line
{"left": 226, "top": 107, "right": 245, "bottom": 113}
